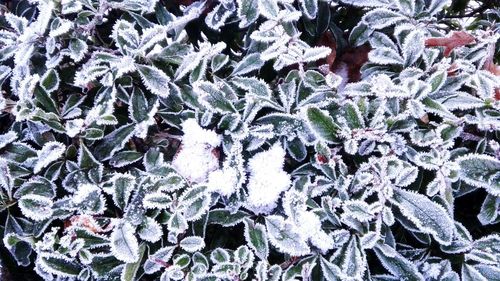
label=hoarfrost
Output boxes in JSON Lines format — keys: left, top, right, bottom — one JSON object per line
{"left": 246, "top": 144, "right": 291, "bottom": 214}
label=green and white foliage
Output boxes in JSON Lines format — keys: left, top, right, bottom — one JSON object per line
{"left": 0, "top": 0, "right": 499, "bottom": 280}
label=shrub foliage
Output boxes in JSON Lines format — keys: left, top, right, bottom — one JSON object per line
{"left": 0, "top": 0, "right": 499, "bottom": 280}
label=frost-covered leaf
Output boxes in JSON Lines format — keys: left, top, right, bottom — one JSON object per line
{"left": 462, "top": 264, "right": 488, "bottom": 281}
{"left": 237, "top": 0, "right": 259, "bottom": 28}
{"left": 18, "top": 194, "right": 53, "bottom": 221}
{"left": 244, "top": 219, "right": 269, "bottom": 260}
{"left": 168, "top": 212, "right": 188, "bottom": 234}
{"left": 428, "top": 69, "right": 447, "bottom": 94}
{"left": 342, "top": 200, "right": 374, "bottom": 222}
{"left": 69, "top": 38, "right": 87, "bottom": 62}
{"left": 180, "top": 236, "right": 206, "bottom": 252}
{"left": 350, "top": 21, "right": 373, "bottom": 46}
{"left": 457, "top": 154, "right": 500, "bottom": 196}
{"left": 402, "top": 29, "right": 424, "bottom": 66}
{"left": 111, "top": 173, "right": 135, "bottom": 210}
{"left": 369, "top": 47, "right": 404, "bottom": 65}
{"left": 305, "top": 107, "right": 340, "bottom": 143}
{"left": 232, "top": 77, "right": 271, "bottom": 98}
{"left": 0, "top": 131, "right": 17, "bottom": 149}
{"left": 374, "top": 244, "right": 424, "bottom": 281}
{"left": 38, "top": 254, "right": 82, "bottom": 277}
{"left": 300, "top": 0, "right": 318, "bottom": 19}
{"left": 394, "top": 166, "right": 418, "bottom": 187}
{"left": 111, "top": 221, "right": 140, "bottom": 263}
{"left": 135, "top": 64, "right": 170, "bottom": 98}
{"left": 193, "top": 81, "right": 237, "bottom": 113}
{"left": 138, "top": 217, "right": 162, "bottom": 243}
{"left": 94, "top": 124, "right": 135, "bottom": 160}
{"left": 426, "top": 0, "right": 452, "bottom": 16}
{"left": 232, "top": 53, "right": 264, "bottom": 76}
{"left": 258, "top": 0, "right": 279, "bottom": 19}
{"left": 302, "top": 46, "right": 331, "bottom": 63}
{"left": 41, "top": 69, "right": 59, "bottom": 93}
{"left": 121, "top": 244, "right": 146, "bottom": 281}
{"left": 34, "top": 142, "right": 66, "bottom": 174}
{"left": 363, "top": 8, "right": 405, "bottom": 29}
{"left": 144, "top": 246, "right": 175, "bottom": 274}
{"left": 143, "top": 192, "right": 171, "bottom": 209}
{"left": 265, "top": 215, "right": 310, "bottom": 256}
{"left": 392, "top": 188, "right": 454, "bottom": 245}
{"left": 109, "top": 151, "right": 143, "bottom": 168}
{"left": 477, "top": 194, "right": 499, "bottom": 225}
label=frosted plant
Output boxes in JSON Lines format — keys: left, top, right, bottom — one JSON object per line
{"left": 0, "top": 0, "right": 499, "bottom": 280}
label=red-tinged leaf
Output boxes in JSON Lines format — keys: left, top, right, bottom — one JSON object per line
{"left": 447, "top": 63, "right": 458, "bottom": 77}
{"left": 424, "top": 31, "right": 476, "bottom": 57}
{"left": 483, "top": 47, "right": 500, "bottom": 100}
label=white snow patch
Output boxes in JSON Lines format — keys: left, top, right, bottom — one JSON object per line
{"left": 172, "top": 119, "right": 221, "bottom": 184}
{"left": 295, "top": 211, "right": 334, "bottom": 253}
{"left": 246, "top": 144, "right": 291, "bottom": 214}
{"left": 207, "top": 167, "right": 238, "bottom": 196}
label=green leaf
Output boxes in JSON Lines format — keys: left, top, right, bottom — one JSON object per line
{"left": 244, "top": 219, "right": 269, "bottom": 260}
{"left": 18, "top": 194, "right": 53, "bottom": 221}
{"left": 208, "top": 209, "right": 249, "bottom": 226}
{"left": 180, "top": 236, "right": 206, "bottom": 252}
{"left": 109, "top": 151, "right": 143, "bottom": 168}
{"left": 457, "top": 154, "right": 500, "bottom": 196}
{"left": 94, "top": 124, "right": 135, "bottom": 160}
{"left": 232, "top": 53, "right": 264, "bottom": 76}
{"left": 111, "top": 221, "right": 140, "bottom": 263}
{"left": 193, "top": 81, "right": 237, "bottom": 113}
{"left": 306, "top": 107, "right": 340, "bottom": 143}
{"left": 363, "top": 8, "right": 406, "bottom": 29}
{"left": 428, "top": 69, "right": 447, "bottom": 94}
{"left": 121, "top": 243, "right": 146, "bottom": 281}
{"left": 265, "top": 215, "right": 310, "bottom": 256}
{"left": 111, "top": 174, "right": 136, "bottom": 210}
{"left": 39, "top": 254, "right": 82, "bottom": 277}
{"left": 41, "top": 69, "right": 59, "bottom": 93}
{"left": 237, "top": 0, "right": 259, "bottom": 28}
{"left": 129, "top": 87, "right": 149, "bottom": 123}
{"left": 374, "top": 244, "right": 424, "bottom": 281}
{"left": 349, "top": 21, "right": 373, "bottom": 46}
{"left": 392, "top": 188, "right": 454, "bottom": 245}
{"left": 135, "top": 64, "right": 170, "bottom": 98}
